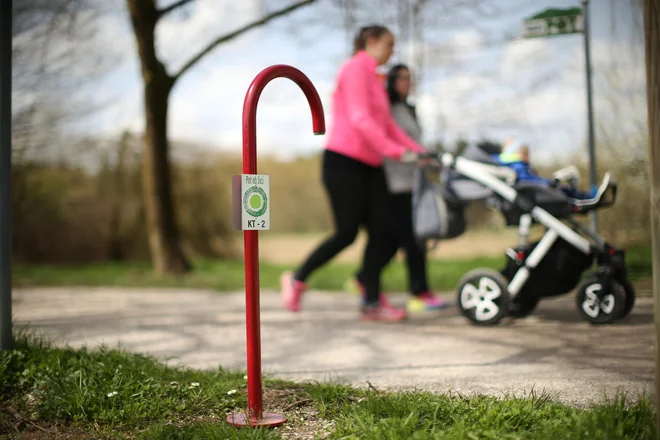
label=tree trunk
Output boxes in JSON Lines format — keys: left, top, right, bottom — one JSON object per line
{"left": 143, "top": 73, "right": 191, "bottom": 274}
{"left": 643, "top": 0, "right": 659, "bottom": 433}
{"left": 125, "top": 0, "right": 316, "bottom": 274}
{"left": 126, "top": 0, "right": 190, "bottom": 275}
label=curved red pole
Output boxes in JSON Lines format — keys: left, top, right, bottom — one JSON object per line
{"left": 238, "top": 65, "right": 325, "bottom": 426}
{"left": 242, "top": 64, "right": 326, "bottom": 174}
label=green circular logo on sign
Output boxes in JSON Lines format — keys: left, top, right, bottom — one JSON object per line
{"left": 243, "top": 186, "right": 268, "bottom": 217}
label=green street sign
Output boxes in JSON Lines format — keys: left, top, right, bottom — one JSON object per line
{"left": 522, "top": 7, "right": 583, "bottom": 38}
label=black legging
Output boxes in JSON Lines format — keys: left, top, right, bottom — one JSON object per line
{"left": 357, "top": 192, "right": 429, "bottom": 295}
{"left": 294, "top": 150, "right": 397, "bottom": 305}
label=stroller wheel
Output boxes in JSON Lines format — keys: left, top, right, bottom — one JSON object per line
{"left": 457, "top": 269, "right": 510, "bottom": 326}
{"left": 575, "top": 277, "right": 626, "bottom": 325}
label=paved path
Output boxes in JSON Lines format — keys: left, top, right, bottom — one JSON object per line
{"left": 12, "top": 286, "right": 655, "bottom": 407}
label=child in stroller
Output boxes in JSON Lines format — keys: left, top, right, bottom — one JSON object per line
{"left": 493, "top": 138, "right": 597, "bottom": 200}
{"left": 412, "top": 142, "right": 635, "bottom": 326}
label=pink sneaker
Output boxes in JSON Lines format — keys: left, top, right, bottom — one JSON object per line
{"left": 281, "top": 271, "right": 306, "bottom": 312}
{"left": 353, "top": 279, "right": 393, "bottom": 308}
{"left": 406, "top": 291, "right": 448, "bottom": 313}
{"left": 361, "top": 304, "right": 407, "bottom": 322}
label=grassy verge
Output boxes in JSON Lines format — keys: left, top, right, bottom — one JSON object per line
{"left": 0, "top": 333, "right": 655, "bottom": 439}
{"left": 12, "top": 246, "right": 653, "bottom": 293}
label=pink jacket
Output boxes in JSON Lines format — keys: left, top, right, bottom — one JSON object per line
{"left": 325, "top": 51, "right": 426, "bottom": 167}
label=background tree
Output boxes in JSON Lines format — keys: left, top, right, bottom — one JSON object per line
{"left": 124, "top": 0, "right": 317, "bottom": 275}
{"left": 641, "top": 0, "right": 659, "bottom": 431}
{"left": 13, "top": 0, "right": 120, "bottom": 163}
{"left": 12, "top": 0, "right": 124, "bottom": 262}
{"left": 327, "top": 0, "right": 497, "bottom": 90}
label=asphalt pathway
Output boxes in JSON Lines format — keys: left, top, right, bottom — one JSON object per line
{"left": 12, "top": 286, "right": 655, "bottom": 407}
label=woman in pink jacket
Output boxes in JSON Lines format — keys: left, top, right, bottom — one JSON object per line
{"left": 281, "top": 25, "right": 426, "bottom": 322}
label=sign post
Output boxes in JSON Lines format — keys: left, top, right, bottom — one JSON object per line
{"left": 232, "top": 175, "right": 270, "bottom": 231}
{"left": 227, "top": 64, "right": 325, "bottom": 428}
{"left": 522, "top": 1, "right": 599, "bottom": 233}
{"left": 0, "top": 0, "right": 12, "bottom": 351}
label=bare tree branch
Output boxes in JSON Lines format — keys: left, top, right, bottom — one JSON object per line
{"left": 157, "top": 0, "right": 195, "bottom": 19}
{"left": 172, "top": 0, "right": 315, "bottom": 81}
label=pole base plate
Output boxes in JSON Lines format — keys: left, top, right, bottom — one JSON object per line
{"left": 226, "top": 411, "right": 286, "bottom": 428}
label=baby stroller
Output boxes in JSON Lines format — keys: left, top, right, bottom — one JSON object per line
{"left": 412, "top": 143, "right": 634, "bottom": 326}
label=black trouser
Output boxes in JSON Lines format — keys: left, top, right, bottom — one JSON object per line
{"left": 294, "top": 150, "right": 398, "bottom": 305}
{"left": 357, "top": 192, "right": 429, "bottom": 295}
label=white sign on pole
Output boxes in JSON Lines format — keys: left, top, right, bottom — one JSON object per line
{"left": 232, "top": 174, "right": 270, "bottom": 231}
{"left": 522, "top": 8, "right": 583, "bottom": 39}
{"left": 522, "top": 19, "right": 549, "bottom": 38}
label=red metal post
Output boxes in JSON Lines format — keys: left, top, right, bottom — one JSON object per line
{"left": 227, "top": 65, "right": 325, "bottom": 428}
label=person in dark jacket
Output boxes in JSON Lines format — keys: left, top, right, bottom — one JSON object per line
{"left": 348, "top": 63, "right": 448, "bottom": 313}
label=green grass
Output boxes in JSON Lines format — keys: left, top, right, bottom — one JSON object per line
{"left": 0, "top": 333, "right": 655, "bottom": 439}
{"left": 0, "top": 332, "right": 274, "bottom": 439}
{"left": 625, "top": 245, "right": 653, "bottom": 282}
{"left": 12, "top": 256, "right": 503, "bottom": 292}
{"left": 309, "top": 384, "right": 655, "bottom": 440}
{"left": 13, "top": 245, "right": 652, "bottom": 293}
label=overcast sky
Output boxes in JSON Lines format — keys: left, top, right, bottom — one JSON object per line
{"left": 75, "top": 0, "right": 646, "bottom": 164}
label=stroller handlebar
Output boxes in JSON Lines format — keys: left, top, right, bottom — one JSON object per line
{"left": 401, "top": 151, "right": 442, "bottom": 164}
{"left": 405, "top": 151, "right": 452, "bottom": 167}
